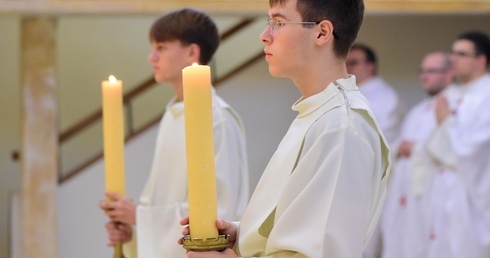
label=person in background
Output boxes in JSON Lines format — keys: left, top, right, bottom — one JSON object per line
{"left": 347, "top": 43, "right": 405, "bottom": 151}
{"left": 381, "top": 51, "right": 453, "bottom": 258}
{"left": 347, "top": 43, "right": 404, "bottom": 258}
{"left": 425, "top": 30, "right": 490, "bottom": 258}
{"left": 99, "top": 8, "right": 250, "bottom": 257}
{"left": 181, "top": 0, "right": 391, "bottom": 257}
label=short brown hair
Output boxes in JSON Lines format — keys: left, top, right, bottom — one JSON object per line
{"left": 269, "top": 0, "right": 364, "bottom": 58}
{"left": 149, "top": 8, "right": 219, "bottom": 65}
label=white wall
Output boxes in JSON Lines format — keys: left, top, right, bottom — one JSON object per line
{"left": 58, "top": 125, "right": 157, "bottom": 258}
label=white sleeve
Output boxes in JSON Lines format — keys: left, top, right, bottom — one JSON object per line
{"left": 259, "top": 129, "right": 385, "bottom": 258}
{"left": 122, "top": 225, "right": 138, "bottom": 258}
{"left": 213, "top": 107, "right": 249, "bottom": 221}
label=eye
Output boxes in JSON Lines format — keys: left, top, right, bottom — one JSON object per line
{"left": 276, "top": 20, "right": 285, "bottom": 27}
{"left": 156, "top": 44, "right": 166, "bottom": 51}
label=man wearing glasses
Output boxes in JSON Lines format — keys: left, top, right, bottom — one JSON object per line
{"left": 380, "top": 52, "right": 453, "bottom": 258}
{"left": 181, "top": 0, "right": 391, "bottom": 257}
{"left": 424, "top": 31, "right": 490, "bottom": 258}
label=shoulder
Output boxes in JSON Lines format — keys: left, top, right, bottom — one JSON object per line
{"left": 309, "top": 101, "right": 380, "bottom": 141}
{"left": 211, "top": 94, "right": 245, "bottom": 130}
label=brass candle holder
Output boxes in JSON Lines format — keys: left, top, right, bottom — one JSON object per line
{"left": 182, "top": 235, "right": 229, "bottom": 252}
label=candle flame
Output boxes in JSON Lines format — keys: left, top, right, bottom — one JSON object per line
{"left": 109, "top": 75, "right": 117, "bottom": 83}
{"left": 192, "top": 63, "right": 198, "bottom": 66}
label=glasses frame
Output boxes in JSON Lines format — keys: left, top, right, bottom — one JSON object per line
{"left": 266, "top": 18, "right": 339, "bottom": 39}
{"left": 450, "top": 50, "right": 479, "bottom": 58}
{"left": 418, "top": 68, "right": 449, "bottom": 75}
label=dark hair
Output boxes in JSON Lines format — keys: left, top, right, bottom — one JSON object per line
{"left": 149, "top": 8, "right": 219, "bottom": 65}
{"left": 457, "top": 30, "right": 490, "bottom": 67}
{"left": 350, "top": 43, "right": 378, "bottom": 74}
{"left": 269, "top": 0, "right": 364, "bottom": 58}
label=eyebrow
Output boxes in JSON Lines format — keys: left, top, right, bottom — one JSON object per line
{"left": 268, "top": 12, "right": 288, "bottom": 20}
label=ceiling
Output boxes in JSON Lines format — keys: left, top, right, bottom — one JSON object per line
{"left": 1, "top": 0, "right": 490, "bottom": 15}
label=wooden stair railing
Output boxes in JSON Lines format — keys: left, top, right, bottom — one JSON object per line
{"left": 58, "top": 17, "right": 262, "bottom": 184}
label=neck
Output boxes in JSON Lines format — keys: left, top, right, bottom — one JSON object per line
{"left": 293, "top": 58, "right": 349, "bottom": 99}
{"left": 171, "top": 82, "right": 184, "bottom": 102}
{"left": 459, "top": 71, "right": 485, "bottom": 85}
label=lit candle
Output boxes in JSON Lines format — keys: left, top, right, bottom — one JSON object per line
{"left": 101, "top": 75, "right": 126, "bottom": 198}
{"left": 183, "top": 64, "right": 218, "bottom": 239}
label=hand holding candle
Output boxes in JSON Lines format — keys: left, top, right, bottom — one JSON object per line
{"left": 101, "top": 75, "right": 126, "bottom": 258}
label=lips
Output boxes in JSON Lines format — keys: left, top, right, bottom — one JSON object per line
{"left": 264, "top": 50, "right": 272, "bottom": 60}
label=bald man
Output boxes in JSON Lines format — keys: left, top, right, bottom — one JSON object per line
{"left": 381, "top": 52, "right": 453, "bottom": 258}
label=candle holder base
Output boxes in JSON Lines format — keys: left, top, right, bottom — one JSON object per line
{"left": 182, "top": 235, "right": 229, "bottom": 252}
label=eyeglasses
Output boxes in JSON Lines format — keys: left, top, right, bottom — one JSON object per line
{"left": 266, "top": 18, "right": 339, "bottom": 39}
{"left": 419, "top": 68, "right": 448, "bottom": 74}
{"left": 450, "top": 50, "right": 479, "bottom": 58}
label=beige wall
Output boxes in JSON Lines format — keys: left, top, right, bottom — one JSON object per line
{"left": 0, "top": 15, "right": 20, "bottom": 258}
{"left": 1, "top": 13, "right": 490, "bottom": 258}
{"left": 359, "top": 14, "right": 490, "bottom": 108}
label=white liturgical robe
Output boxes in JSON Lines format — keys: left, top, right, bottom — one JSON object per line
{"left": 126, "top": 89, "right": 249, "bottom": 258}
{"left": 236, "top": 76, "right": 391, "bottom": 258}
{"left": 359, "top": 76, "right": 404, "bottom": 150}
{"left": 426, "top": 74, "right": 490, "bottom": 258}
{"left": 381, "top": 96, "right": 440, "bottom": 258}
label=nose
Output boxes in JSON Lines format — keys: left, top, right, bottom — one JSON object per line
{"left": 260, "top": 26, "right": 271, "bottom": 44}
{"left": 148, "top": 49, "right": 157, "bottom": 62}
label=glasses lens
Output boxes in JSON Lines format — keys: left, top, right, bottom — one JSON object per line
{"left": 266, "top": 18, "right": 279, "bottom": 35}
{"left": 450, "top": 50, "right": 478, "bottom": 58}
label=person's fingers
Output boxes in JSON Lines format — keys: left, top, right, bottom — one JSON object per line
{"left": 180, "top": 216, "right": 190, "bottom": 226}
{"left": 101, "top": 201, "right": 118, "bottom": 212}
{"left": 217, "top": 219, "right": 235, "bottom": 233}
{"left": 105, "top": 192, "right": 123, "bottom": 201}
{"left": 99, "top": 200, "right": 107, "bottom": 209}
{"left": 182, "top": 226, "right": 190, "bottom": 236}
{"left": 106, "top": 221, "right": 117, "bottom": 230}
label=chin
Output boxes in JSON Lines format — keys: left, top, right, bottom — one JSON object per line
{"left": 268, "top": 66, "right": 286, "bottom": 78}
{"left": 154, "top": 75, "right": 165, "bottom": 83}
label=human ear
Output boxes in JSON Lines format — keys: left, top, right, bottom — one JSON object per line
{"left": 316, "top": 20, "right": 335, "bottom": 44}
{"left": 187, "top": 43, "right": 201, "bottom": 64}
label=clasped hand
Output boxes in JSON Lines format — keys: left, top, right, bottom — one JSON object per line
{"left": 179, "top": 216, "right": 239, "bottom": 258}
{"left": 99, "top": 192, "right": 136, "bottom": 246}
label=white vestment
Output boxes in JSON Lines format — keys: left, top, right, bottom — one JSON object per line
{"left": 236, "top": 76, "right": 391, "bottom": 258}
{"left": 358, "top": 76, "right": 404, "bottom": 150}
{"left": 426, "top": 74, "right": 490, "bottom": 258}
{"left": 381, "top": 96, "right": 440, "bottom": 258}
{"left": 125, "top": 89, "right": 249, "bottom": 257}
{"left": 359, "top": 77, "right": 403, "bottom": 258}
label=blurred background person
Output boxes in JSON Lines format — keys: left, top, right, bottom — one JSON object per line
{"left": 426, "top": 30, "right": 490, "bottom": 258}
{"left": 99, "top": 9, "right": 250, "bottom": 257}
{"left": 381, "top": 51, "right": 453, "bottom": 258}
{"left": 347, "top": 43, "right": 405, "bottom": 151}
